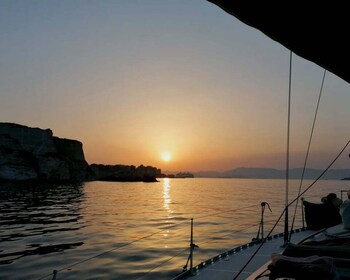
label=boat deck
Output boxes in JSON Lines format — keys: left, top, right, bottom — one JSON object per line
{"left": 174, "top": 229, "right": 315, "bottom": 280}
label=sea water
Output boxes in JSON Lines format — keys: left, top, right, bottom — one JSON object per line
{"left": 0, "top": 178, "right": 348, "bottom": 280}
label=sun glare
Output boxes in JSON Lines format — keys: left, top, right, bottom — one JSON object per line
{"left": 161, "top": 152, "right": 171, "bottom": 162}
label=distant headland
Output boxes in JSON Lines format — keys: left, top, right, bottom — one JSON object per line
{"left": 0, "top": 122, "right": 161, "bottom": 183}
{"left": 194, "top": 167, "right": 350, "bottom": 180}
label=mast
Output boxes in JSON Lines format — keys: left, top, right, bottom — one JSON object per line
{"left": 284, "top": 51, "right": 292, "bottom": 244}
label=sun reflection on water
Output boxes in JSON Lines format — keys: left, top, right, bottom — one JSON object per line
{"left": 162, "top": 178, "right": 173, "bottom": 218}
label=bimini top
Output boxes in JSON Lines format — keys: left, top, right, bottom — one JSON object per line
{"left": 208, "top": 1, "right": 350, "bottom": 84}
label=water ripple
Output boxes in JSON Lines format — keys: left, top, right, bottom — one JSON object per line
{"left": 0, "top": 179, "right": 347, "bottom": 280}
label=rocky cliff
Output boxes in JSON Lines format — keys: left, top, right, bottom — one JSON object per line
{"left": 0, "top": 123, "right": 92, "bottom": 182}
{"left": 0, "top": 122, "right": 162, "bottom": 183}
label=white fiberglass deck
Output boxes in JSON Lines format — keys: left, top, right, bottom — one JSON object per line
{"left": 180, "top": 229, "right": 315, "bottom": 280}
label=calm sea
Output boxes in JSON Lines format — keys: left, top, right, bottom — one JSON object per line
{"left": 1, "top": 178, "right": 349, "bottom": 280}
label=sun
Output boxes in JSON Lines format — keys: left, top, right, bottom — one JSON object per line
{"left": 161, "top": 152, "right": 171, "bottom": 162}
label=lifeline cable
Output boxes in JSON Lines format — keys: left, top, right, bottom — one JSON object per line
{"left": 194, "top": 203, "right": 259, "bottom": 220}
{"left": 197, "top": 222, "right": 260, "bottom": 247}
{"left": 36, "top": 204, "right": 258, "bottom": 280}
{"left": 36, "top": 223, "right": 182, "bottom": 280}
{"left": 134, "top": 247, "right": 189, "bottom": 280}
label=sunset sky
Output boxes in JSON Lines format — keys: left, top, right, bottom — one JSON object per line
{"left": 1, "top": 1, "right": 350, "bottom": 172}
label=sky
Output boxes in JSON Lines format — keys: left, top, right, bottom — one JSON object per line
{"left": 1, "top": 0, "right": 350, "bottom": 172}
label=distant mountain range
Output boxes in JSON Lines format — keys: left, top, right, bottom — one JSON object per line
{"left": 194, "top": 167, "right": 350, "bottom": 180}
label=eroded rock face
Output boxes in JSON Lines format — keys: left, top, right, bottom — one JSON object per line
{"left": 0, "top": 134, "right": 38, "bottom": 181}
{"left": 0, "top": 123, "right": 91, "bottom": 182}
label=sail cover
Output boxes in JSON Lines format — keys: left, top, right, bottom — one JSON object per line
{"left": 208, "top": 1, "right": 350, "bottom": 84}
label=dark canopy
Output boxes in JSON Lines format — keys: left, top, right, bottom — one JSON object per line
{"left": 208, "top": 1, "right": 350, "bottom": 84}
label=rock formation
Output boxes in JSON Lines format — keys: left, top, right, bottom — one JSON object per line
{"left": 90, "top": 164, "right": 161, "bottom": 182}
{"left": 0, "top": 123, "right": 92, "bottom": 182}
{"left": 0, "top": 122, "right": 162, "bottom": 183}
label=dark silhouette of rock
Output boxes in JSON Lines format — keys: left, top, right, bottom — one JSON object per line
{"left": 0, "top": 133, "right": 38, "bottom": 181}
{"left": 90, "top": 164, "right": 160, "bottom": 182}
{"left": 0, "top": 122, "right": 162, "bottom": 183}
{"left": 0, "top": 123, "right": 92, "bottom": 182}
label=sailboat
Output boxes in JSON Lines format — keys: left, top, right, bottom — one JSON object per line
{"left": 173, "top": 2, "right": 350, "bottom": 279}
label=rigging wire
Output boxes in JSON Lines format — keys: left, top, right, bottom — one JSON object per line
{"left": 232, "top": 139, "right": 350, "bottom": 280}
{"left": 284, "top": 50, "right": 292, "bottom": 244}
{"left": 289, "top": 69, "right": 327, "bottom": 241}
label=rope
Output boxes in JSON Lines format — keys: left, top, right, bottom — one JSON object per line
{"left": 232, "top": 139, "right": 350, "bottom": 280}
{"left": 289, "top": 69, "right": 327, "bottom": 240}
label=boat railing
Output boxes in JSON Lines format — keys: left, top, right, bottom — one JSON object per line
{"left": 175, "top": 198, "right": 307, "bottom": 280}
